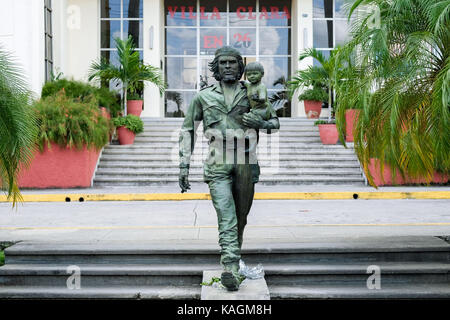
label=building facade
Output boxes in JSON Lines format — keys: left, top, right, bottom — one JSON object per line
{"left": 0, "top": 0, "right": 350, "bottom": 118}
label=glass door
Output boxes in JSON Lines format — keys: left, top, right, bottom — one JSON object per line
{"left": 164, "top": 0, "right": 292, "bottom": 117}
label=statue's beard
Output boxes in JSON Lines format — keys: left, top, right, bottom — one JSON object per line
{"left": 221, "top": 73, "right": 239, "bottom": 82}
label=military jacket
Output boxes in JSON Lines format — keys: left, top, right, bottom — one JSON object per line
{"left": 179, "top": 81, "right": 280, "bottom": 169}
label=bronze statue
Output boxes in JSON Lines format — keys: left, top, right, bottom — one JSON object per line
{"left": 179, "top": 46, "right": 280, "bottom": 291}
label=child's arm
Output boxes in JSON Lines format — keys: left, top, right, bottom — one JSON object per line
{"left": 257, "top": 84, "right": 267, "bottom": 102}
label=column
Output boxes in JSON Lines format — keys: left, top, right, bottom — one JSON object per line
{"left": 142, "top": 0, "right": 164, "bottom": 117}
{"left": 293, "top": 0, "right": 313, "bottom": 117}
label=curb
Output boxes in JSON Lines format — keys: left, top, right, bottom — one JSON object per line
{"left": 1, "top": 191, "right": 449, "bottom": 202}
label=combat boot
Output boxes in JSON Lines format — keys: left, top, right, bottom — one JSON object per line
{"left": 221, "top": 262, "right": 243, "bottom": 291}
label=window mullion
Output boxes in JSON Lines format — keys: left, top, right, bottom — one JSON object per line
{"left": 256, "top": 0, "right": 259, "bottom": 61}
{"left": 196, "top": 0, "right": 200, "bottom": 91}
{"left": 120, "top": 0, "right": 123, "bottom": 40}
{"left": 226, "top": 0, "right": 229, "bottom": 46}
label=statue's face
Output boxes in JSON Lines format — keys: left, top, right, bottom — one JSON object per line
{"left": 246, "top": 70, "right": 263, "bottom": 84}
{"left": 218, "top": 55, "right": 240, "bottom": 83}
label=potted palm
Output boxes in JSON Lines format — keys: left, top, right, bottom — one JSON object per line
{"left": 335, "top": 0, "right": 449, "bottom": 187}
{"left": 333, "top": 50, "right": 364, "bottom": 143}
{"left": 88, "top": 36, "right": 165, "bottom": 117}
{"left": 289, "top": 48, "right": 340, "bottom": 121}
{"left": 314, "top": 120, "right": 339, "bottom": 145}
{"left": 298, "top": 87, "right": 328, "bottom": 119}
{"left": 112, "top": 114, "right": 144, "bottom": 145}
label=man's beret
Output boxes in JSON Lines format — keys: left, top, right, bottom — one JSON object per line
{"left": 214, "top": 46, "right": 242, "bottom": 59}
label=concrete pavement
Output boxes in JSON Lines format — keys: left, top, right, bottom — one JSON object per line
{"left": 0, "top": 184, "right": 449, "bottom": 243}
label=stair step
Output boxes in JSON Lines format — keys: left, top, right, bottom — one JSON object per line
{"left": 94, "top": 170, "right": 363, "bottom": 176}
{"left": 93, "top": 175, "right": 365, "bottom": 182}
{"left": 98, "top": 155, "right": 359, "bottom": 161}
{"left": 97, "top": 162, "right": 361, "bottom": 169}
{"left": 1, "top": 263, "right": 447, "bottom": 288}
{"left": 0, "top": 264, "right": 208, "bottom": 288}
{"left": 5, "top": 239, "right": 449, "bottom": 265}
{"left": 133, "top": 137, "right": 323, "bottom": 143}
{"left": 105, "top": 144, "right": 351, "bottom": 150}
{"left": 0, "top": 286, "right": 200, "bottom": 299}
{"left": 268, "top": 284, "right": 450, "bottom": 299}
{"left": 101, "top": 150, "right": 356, "bottom": 156}
{"left": 263, "top": 263, "right": 450, "bottom": 286}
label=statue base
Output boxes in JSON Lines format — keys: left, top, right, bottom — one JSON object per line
{"left": 201, "top": 270, "right": 270, "bottom": 300}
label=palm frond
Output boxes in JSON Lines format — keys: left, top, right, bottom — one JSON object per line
{"left": 0, "top": 47, "right": 38, "bottom": 206}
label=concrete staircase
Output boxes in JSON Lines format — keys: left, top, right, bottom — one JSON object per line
{"left": 93, "top": 118, "right": 365, "bottom": 186}
{"left": 1, "top": 237, "right": 449, "bottom": 299}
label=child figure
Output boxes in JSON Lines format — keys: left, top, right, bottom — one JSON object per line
{"left": 244, "top": 62, "right": 272, "bottom": 121}
{"left": 234, "top": 62, "right": 275, "bottom": 158}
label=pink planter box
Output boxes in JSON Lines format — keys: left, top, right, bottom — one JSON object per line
{"left": 368, "top": 158, "right": 449, "bottom": 186}
{"left": 18, "top": 143, "right": 101, "bottom": 188}
{"left": 345, "top": 109, "right": 360, "bottom": 142}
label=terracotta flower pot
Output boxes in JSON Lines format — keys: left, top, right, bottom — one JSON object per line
{"left": 304, "top": 100, "right": 322, "bottom": 119}
{"left": 318, "top": 124, "right": 339, "bottom": 144}
{"left": 368, "top": 158, "right": 449, "bottom": 186}
{"left": 345, "top": 109, "right": 360, "bottom": 142}
{"left": 117, "top": 126, "right": 136, "bottom": 145}
{"left": 100, "top": 107, "right": 111, "bottom": 120}
{"left": 127, "top": 100, "right": 143, "bottom": 117}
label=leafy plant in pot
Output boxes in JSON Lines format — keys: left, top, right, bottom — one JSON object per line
{"left": 333, "top": 0, "right": 449, "bottom": 187}
{"left": 289, "top": 48, "right": 341, "bottom": 121}
{"left": 126, "top": 91, "right": 143, "bottom": 117}
{"left": 88, "top": 36, "right": 165, "bottom": 117}
{"left": 314, "top": 120, "right": 339, "bottom": 145}
{"left": 18, "top": 92, "right": 110, "bottom": 189}
{"left": 112, "top": 114, "right": 144, "bottom": 145}
{"left": 298, "top": 87, "right": 328, "bottom": 119}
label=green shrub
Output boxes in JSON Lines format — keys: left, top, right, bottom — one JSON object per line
{"left": 41, "top": 79, "right": 95, "bottom": 101}
{"left": 127, "top": 91, "right": 142, "bottom": 100}
{"left": 298, "top": 88, "right": 328, "bottom": 102}
{"left": 42, "top": 79, "right": 122, "bottom": 118}
{"left": 112, "top": 115, "right": 144, "bottom": 134}
{"left": 33, "top": 92, "right": 110, "bottom": 151}
{"left": 314, "top": 120, "right": 336, "bottom": 126}
{"left": 95, "top": 87, "right": 122, "bottom": 118}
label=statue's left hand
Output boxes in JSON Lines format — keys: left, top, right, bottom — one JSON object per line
{"left": 243, "top": 112, "right": 265, "bottom": 129}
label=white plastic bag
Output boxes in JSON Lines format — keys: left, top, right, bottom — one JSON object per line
{"left": 239, "top": 260, "right": 265, "bottom": 280}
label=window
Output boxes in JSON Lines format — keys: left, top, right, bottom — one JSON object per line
{"left": 164, "top": 0, "right": 292, "bottom": 117}
{"left": 44, "top": 0, "right": 53, "bottom": 82}
{"left": 312, "top": 0, "right": 351, "bottom": 66}
{"left": 100, "top": 0, "right": 143, "bottom": 67}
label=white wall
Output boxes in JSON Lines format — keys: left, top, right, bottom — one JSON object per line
{"left": 52, "top": 0, "right": 69, "bottom": 77}
{"left": 66, "top": 0, "right": 99, "bottom": 82}
{"left": 142, "top": 0, "right": 164, "bottom": 117}
{"left": 0, "top": 0, "right": 45, "bottom": 98}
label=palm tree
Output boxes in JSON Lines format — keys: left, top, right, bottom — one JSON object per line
{"left": 89, "top": 36, "right": 165, "bottom": 114}
{"left": 288, "top": 48, "right": 341, "bottom": 121}
{"left": 0, "top": 48, "right": 38, "bottom": 206}
{"left": 337, "top": 0, "right": 449, "bottom": 186}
